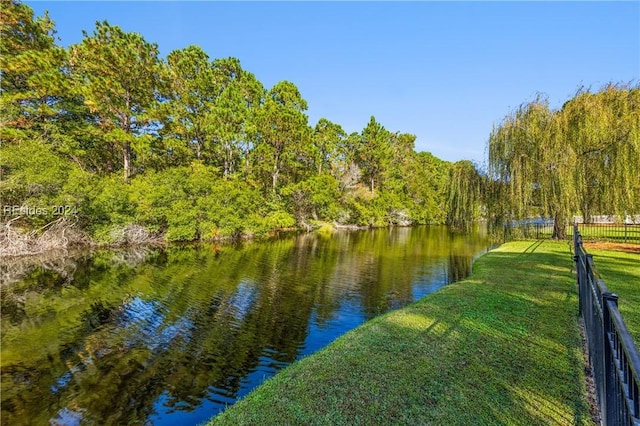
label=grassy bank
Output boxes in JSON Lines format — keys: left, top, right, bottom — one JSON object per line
{"left": 583, "top": 244, "right": 640, "bottom": 345}
{"left": 209, "top": 240, "right": 591, "bottom": 425}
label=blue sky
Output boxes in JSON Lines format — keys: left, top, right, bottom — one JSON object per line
{"left": 29, "top": 1, "right": 640, "bottom": 164}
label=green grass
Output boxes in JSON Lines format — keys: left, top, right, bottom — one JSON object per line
{"left": 586, "top": 247, "right": 640, "bottom": 345}
{"left": 209, "top": 240, "right": 591, "bottom": 426}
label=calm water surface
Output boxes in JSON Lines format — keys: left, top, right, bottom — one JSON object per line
{"left": 1, "top": 226, "right": 488, "bottom": 425}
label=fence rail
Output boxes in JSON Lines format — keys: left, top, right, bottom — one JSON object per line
{"left": 574, "top": 224, "right": 640, "bottom": 425}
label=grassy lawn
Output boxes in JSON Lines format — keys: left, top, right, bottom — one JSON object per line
{"left": 209, "top": 240, "right": 591, "bottom": 426}
{"left": 583, "top": 244, "right": 640, "bottom": 345}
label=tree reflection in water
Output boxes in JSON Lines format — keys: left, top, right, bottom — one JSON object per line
{"left": 1, "top": 226, "right": 488, "bottom": 425}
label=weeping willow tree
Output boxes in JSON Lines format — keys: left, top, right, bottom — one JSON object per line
{"left": 445, "top": 160, "right": 484, "bottom": 231}
{"left": 486, "top": 83, "right": 640, "bottom": 239}
{"left": 487, "top": 95, "right": 577, "bottom": 238}
{"left": 562, "top": 83, "right": 640, "bottom": 222}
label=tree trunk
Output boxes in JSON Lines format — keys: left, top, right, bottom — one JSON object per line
{"left": 244, "top": 142, "right": 251, "bottom": 177}
{"left": 123, "top": 141, "right": 132, "bottom": 181}
{"left": 122, "top": 105, "right": 133, "bottom": 181}
{"left": 552, "top": 213, "right": 566, "bottom": 239}
{"left": 581, "top": 203, "right": 591, "bottom": 224}
{"left": 223, "top": 143, "right": 235, "bottom": 177}
{"left": 272, "top": 152, "right": 280, "bottom": 192}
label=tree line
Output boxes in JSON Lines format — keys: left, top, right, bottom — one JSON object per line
{"left": 2, "top": 0, "right": 637, "bottom": 249}
{"left": 0, "top": 0, "right": 450, "bottom": 246}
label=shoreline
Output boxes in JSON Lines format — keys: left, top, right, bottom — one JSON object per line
{"left": 0, "top": 220, "right": 424, "bottom": 261}
{"left": 209, "top": 240, "right": 592, "bottom": 425}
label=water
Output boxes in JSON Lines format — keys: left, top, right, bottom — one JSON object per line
{"left": 1, "top": 226, "right": 488, "bottom": 425}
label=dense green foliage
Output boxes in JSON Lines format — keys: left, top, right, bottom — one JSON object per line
{"left": 487, "top": 85, "right": 639, "bottom": 237}
{"left": 446, "top": 85, "right": 640, "bottom": 235}
{"left": 0, "top": 0, "right": 449, "bottom": 246}
{"left": 210, "top": 241, "right": 590, "bottom": 425}
{"left": 3, "top": 0, "right": 636, "bottom": 246}
{"left": 445, "top": 160, "right": 483, "bottom": 230}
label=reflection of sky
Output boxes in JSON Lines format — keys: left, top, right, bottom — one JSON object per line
{"left": 150, "top": 391, "right": 221, "bottom": 426}
{"left": 118, "top": 297, "right": 194, "bottom": 352}
{"left": 299, "top": 257, "right": 457, "bottom": 358}
{"left": 118, "top": 297, "right": 164, "bottom": 330}
{"left": 50, "top": 361, "right": 89, "bottom": 394}
{"left": 233, "top": 352, "right": 292, "bottom": 403}
{"left": 412, "top": 260, "right": 450, "bottom": 300}
{"left": 225, "top": 280, "right": 258, "bottom": 325}
{"left": 301, "top": 308, "right": 364, "bottom": 358}
{"left": 52, "top": 407, "right": 85, "bottom": 426}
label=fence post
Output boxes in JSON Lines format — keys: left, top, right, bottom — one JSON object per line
{"left": 573, "top": 226, "right": 582, "bottom": 315}
{"left": 625, "top": 223, "right": 628, "bottom": 244}
{"left": 576, "top": 260, "right": 582, "bottom": 316}
{"left": 602, "top": 291, "right": 619, "bottom": 425}
{"left": 586, "top": 254, "right": 594, "bottom": 280}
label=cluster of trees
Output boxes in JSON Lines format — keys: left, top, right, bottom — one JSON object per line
{"left": 448, "top": 84, "right": 640, "bottom": 238}
{"left": 3, "top": 0, "right": 636, "bottom": 247}
{"left": 1, "top": 0, "right": 450, "bottom": 244}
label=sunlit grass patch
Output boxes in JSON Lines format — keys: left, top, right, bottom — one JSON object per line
{"left": 386, "top": 311, "right": 437, "bottom": 331}
{"left": 209, "top": 240, "right": 591, "bottom": 425}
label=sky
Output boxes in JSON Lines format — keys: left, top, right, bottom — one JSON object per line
{"left": 28, "top": 1, "right": 640, "bottom": 164}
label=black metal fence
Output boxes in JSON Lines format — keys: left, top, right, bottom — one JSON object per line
{"left": 575, "top": 223, "right": 640, "bottom": 244}
{"left": 500, "top": 220, "right": 555, "bottom": 241}
{"left": 574, "top": 225, "right": 640, "bottom": 425}
{"left": 501, "top": 221, "right": 640, "bottom": 244}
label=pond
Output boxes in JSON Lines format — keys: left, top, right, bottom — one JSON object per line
{"left": 1, "top": 226, "right": 489, "bottom": 425}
